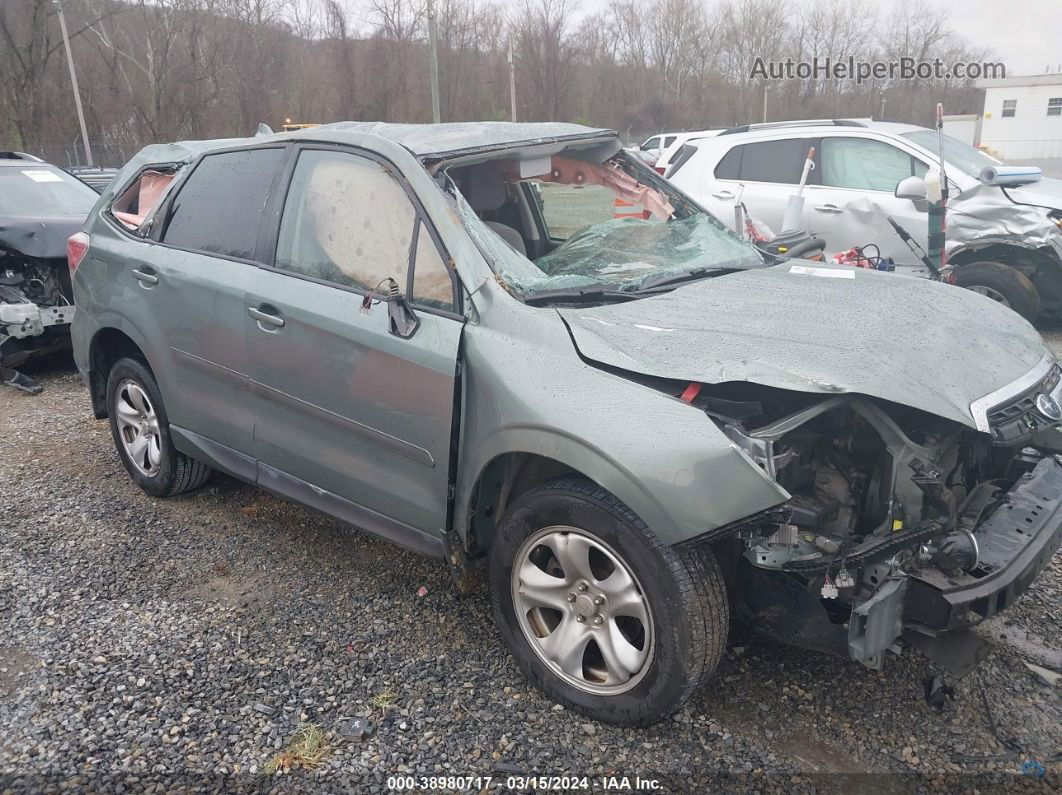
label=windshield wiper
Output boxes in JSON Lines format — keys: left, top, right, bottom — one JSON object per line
{"left": 522, "top": 285, "right": 643, "bottom": 305}
{"left": 634, "top": 265, "right": 740, "bottom": 292}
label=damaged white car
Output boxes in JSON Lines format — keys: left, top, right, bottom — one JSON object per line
{"left": 669, "top": 119, "right": 1062, "bottom": 321}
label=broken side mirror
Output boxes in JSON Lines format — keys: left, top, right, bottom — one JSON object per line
{"left": 895, "top": 176, "right": 929, "bottom": 211}
{"left": 386, "top": 291, "right": 420, "bottom": 339}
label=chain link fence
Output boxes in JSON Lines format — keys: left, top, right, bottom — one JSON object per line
{"left": 18, "top": 139, "right": 142, "bottom": 169}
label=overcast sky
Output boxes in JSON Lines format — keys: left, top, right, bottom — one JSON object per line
{"left": 920, "top": 0, "right": 1060, "bottom": 75}
{"left": 578, "top": 0, "right": 1061, "bottom": 77}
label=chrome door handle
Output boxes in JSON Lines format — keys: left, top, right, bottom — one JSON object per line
{"left": 814, "top": 204, "right": 843, "bottom": 214}
{"left": 131, "top": 269, "right": 158, "bottom": 286}
{"left": 712, "top": 190, "right": 735, "bottom": 200}
{"left": 248, "top": 306, "right": 285, "bottom": 328}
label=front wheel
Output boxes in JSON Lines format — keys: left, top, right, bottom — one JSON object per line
{"left": 489, "top": 478, "right": 728, "bottom": 726}
{"left": 952, "top": 261, "right": 1041, "bottom": 322}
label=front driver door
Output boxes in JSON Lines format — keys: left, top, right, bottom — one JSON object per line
{"left": 246, "top": 146, "right": 463, "bottom": 555}
{"left": 804, "top": 136, "right": 929, "bottom": 266}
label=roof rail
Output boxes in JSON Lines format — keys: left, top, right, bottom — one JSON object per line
{"left": 0, "top": 151, "right": 44, "bottom": 161}
{"left": 719, "top": 119, "right": 868, "bottom": 136}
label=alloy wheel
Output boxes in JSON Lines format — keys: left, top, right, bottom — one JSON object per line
{"left": 114, "top": 378, "right": 163, "bottom": 477}
{"left": 511, "top": 526, "right": 654, "bottom": 695}
{"left": 967, "top": 285, "right": 1011, "bottom": 308}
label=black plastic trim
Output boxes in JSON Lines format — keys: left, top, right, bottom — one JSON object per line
{"left": 257, "top": 462, "right": 446, "bottom": 559}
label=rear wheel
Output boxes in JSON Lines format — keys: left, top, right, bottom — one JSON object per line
{"left": 106, "top": 357, "right": 212, "bottom": 496}
{"left": 489, "top": 478, "right": 728, "bottom": 726}
{"left": 953, "top": 261, "right": 1041, "bottom": 322}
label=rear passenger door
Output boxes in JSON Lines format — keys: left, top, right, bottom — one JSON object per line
{"left": 148, "top": 146, "right": 286, "bottom": 471}
{"left": 246, "top": 146, "right": 463, "bottom": 554}
{"left": 705, "top": 137, "right": 817, "bottom": 235}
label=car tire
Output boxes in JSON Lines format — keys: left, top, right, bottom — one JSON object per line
{"left": 105, "top": 356, "right": 212, "bottom": 497}
{"left": 489, "top": 478, "right": 727, "bottom": 726}
{"left": 953, "top": 261, "right": 1041, "bottom": 322}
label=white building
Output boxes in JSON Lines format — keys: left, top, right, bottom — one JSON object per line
{"left": 975, "top": 73, "right": 1062, "bottom": 159}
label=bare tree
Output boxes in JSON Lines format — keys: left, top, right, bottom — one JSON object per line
{"left": 0, "top": 0, "right": 124, "bottom": 147}
{"left": 0, "top": 0, "right": 993, "bottom": 159}
{"left": 512, "top": 0, "right": 577, "bottom": 121}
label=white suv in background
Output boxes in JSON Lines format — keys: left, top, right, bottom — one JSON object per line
{"left": 668, "top": 119, "right": 1062, "bottom": 321}
{"left": 654, "top": 129, "right": 725, "bottom": 173}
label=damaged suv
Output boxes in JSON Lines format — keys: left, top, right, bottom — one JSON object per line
{"left": 71, "top": 123, "right": 1062, "bottom": 725}
{"left": 1, "top": 152, "right": 95, "bottom": 393}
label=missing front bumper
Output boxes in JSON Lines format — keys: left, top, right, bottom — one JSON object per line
{"left": 903, "top": 455, "right": 1062, "bottom": 634}
{"left": 843, "top": 455, "right": 1062, "bottom": 672}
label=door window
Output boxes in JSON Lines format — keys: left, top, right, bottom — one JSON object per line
{"left": 410, "top": 220, "right": 455, "bottom": 312}
{"left": 713, "top": 146, "right": 741, "bottom": 180}
{"left": 161, "top": 148, "right": 284, "bottom": 260}
{"left": 820, "top": 137, "right": 927, "bottom": 192}
{"left": 716, "top": 139, "right": 816, "bottom": 184}
{"left": 274, "top": 149, "right": 455, "bottom": 310}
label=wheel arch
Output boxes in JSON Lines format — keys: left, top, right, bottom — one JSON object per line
{"left": 948, "top": 238, "right": 1056, "bottom": 275}
{"left": 950, "top": 239, "right": 1062, "bottom": 316}
{"left": 87, "top": 326, "right": 152, "bottom": 418}
{"left": 455, "top": 433, "right": 675, "bottom": 559}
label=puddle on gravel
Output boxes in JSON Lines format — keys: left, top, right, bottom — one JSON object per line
{"left": 0, "top": 645, "right": 36, "bottom": 699}
{"left": 184, "top": 570, "right": 272, "bottom": 609}
{"left": 977, "top": 618, "right": 1062, "bottom": 669}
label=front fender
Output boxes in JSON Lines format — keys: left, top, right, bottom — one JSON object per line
{"left": 453, "top": 294, "right": 787, "bottom": 547}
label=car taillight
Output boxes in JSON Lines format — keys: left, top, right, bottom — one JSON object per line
{"left": 67, "top": 232, "right": 89, "bottom": 273}
{"left": 655, "top": 166, "right": 666, "bottom": 175}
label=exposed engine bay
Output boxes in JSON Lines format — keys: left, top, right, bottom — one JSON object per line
{"left": 689, "top": 375, "right": 1062, "bottom": 672}
{"left": 0, "top": 249, "right": 75, "bottom": 394}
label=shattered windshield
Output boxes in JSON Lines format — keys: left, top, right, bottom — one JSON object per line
{"left": 448, "top": 152, "right": 766, "bottom": 302}
{"left": 535, "top": 214, "right": 754, "bottom": 284}
{"left": 901, "top": 130, "right": 1002, "bottom": 178}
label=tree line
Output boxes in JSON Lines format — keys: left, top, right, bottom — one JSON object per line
{"left": 0, "top": 0, "right": 992, "bottom": 167}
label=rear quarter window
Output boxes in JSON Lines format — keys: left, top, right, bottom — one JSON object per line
{"left": 665, "top": 144, "right": 699, "bottom": 178}
{"left": 161, "top": 148, "right": 285, "bottom": 261}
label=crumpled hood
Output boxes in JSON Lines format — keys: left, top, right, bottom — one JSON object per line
{"left": 0, "top": 215, "right": 86, "bottom": 259}
{"left": 948, "top": 181, "right": 1062, "bottom": 251}
{"left": 559, "top": 263, "right": 1052, "bottom": 429}
{"left": 1002, "top": 176, "right": 1062, "bottom": 211}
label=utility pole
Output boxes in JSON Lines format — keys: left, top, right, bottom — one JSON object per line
{"left": 762, "top": 84, "right": 768, "bottom": 123}
{"left": 508, "top": 38, "right": 517, "bottom": 122}
{"left": 427, "top": 0, "right": 441, "bottom": 123}
{"left": 55, "top": 0, "right": 93, "bottom": 166}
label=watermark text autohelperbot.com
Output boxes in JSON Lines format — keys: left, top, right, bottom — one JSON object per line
{"left": 751, "top": 56, "right": 1005, "bottom": 83}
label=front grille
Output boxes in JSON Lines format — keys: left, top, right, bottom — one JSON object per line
{"left": 987, "top": 364, "right": 1062, "bottom": 444}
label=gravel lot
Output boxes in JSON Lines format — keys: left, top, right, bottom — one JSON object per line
{"left": 1, "top": 343, "right": 1060, "bottom": 792}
